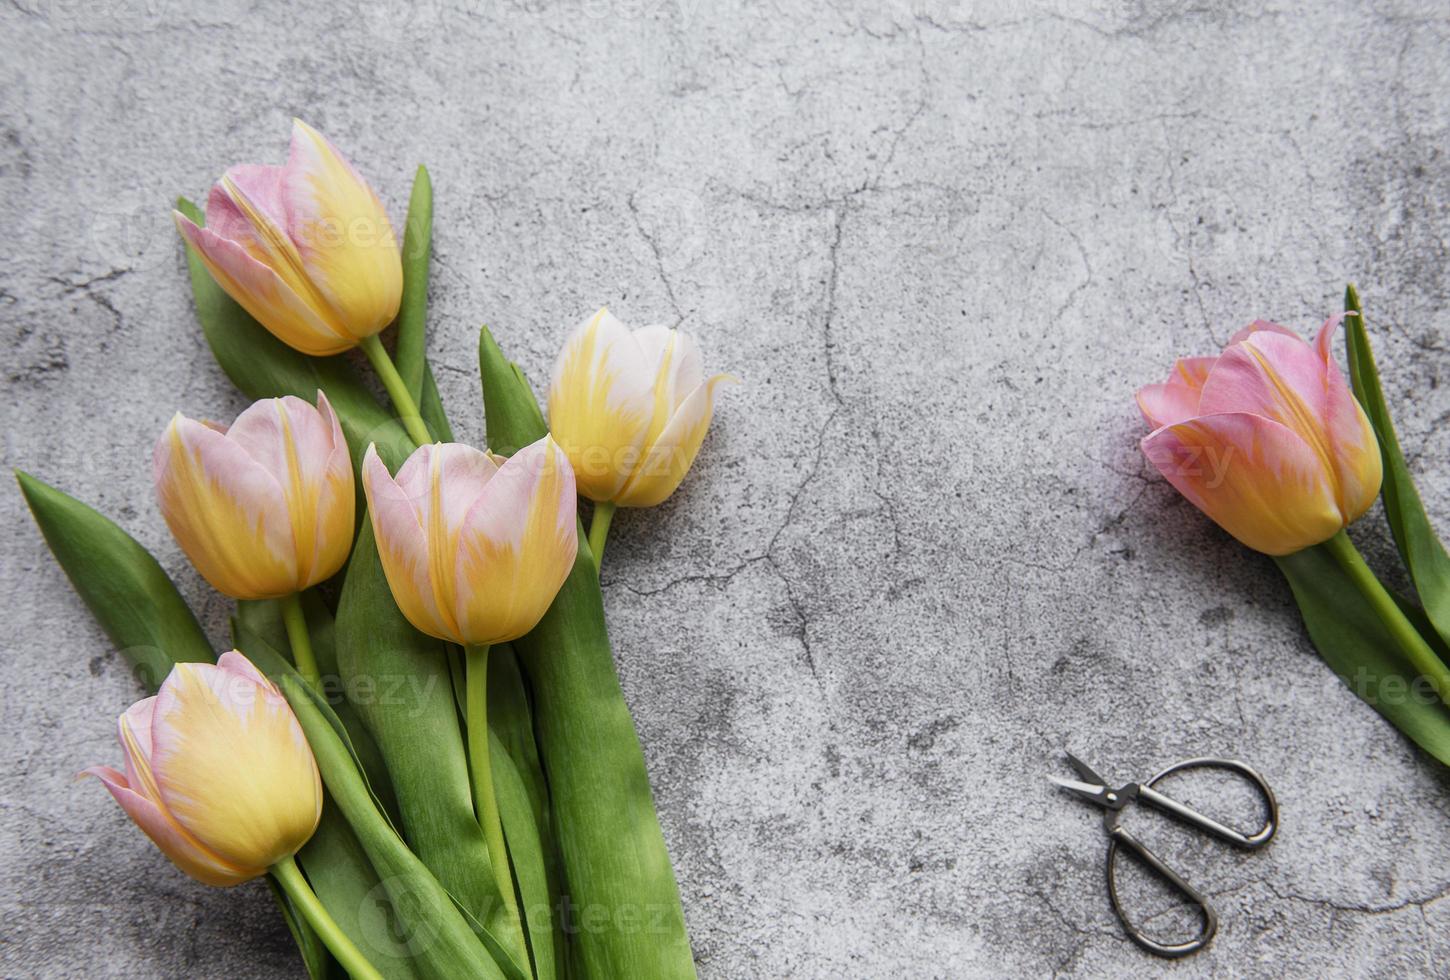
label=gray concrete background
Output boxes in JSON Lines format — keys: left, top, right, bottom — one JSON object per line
{"left": 4, "top": 0, "right": 1450, "bottom": 976}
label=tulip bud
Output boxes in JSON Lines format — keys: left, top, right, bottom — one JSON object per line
{"left": 154, "top": 392, "right": 354, "bottom": 600}
{"left": 547, "top": 308, "right": 734, "bottom": 507}
{"left": 360, "top": 436, "right": 577, "bottom": 646}
{"left": 1137, "top": 317, "right": 1383, "bottom": 556}
{"left": 173, "top": 119, "right": 402, "bottom": 356}
{"left": 83, "top": 652, "right": 321, "bottom": 886}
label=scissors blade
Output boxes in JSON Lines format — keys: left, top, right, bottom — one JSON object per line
{"left": 1064, "top": 751, "right": 1110, "bottom": 787}
{"left": 1049, "top": 775, "right": 1113, "bottom": 808}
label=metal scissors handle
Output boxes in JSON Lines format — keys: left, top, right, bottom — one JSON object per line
{"left": 1054, "top": 753, "right": 1279, "bottom": 958}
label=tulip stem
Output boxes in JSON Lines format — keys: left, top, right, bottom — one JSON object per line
{"left": 1323, "top": 530, "right": 1450, "bottom": 704}
{"left": 587, "top": 502, "right": 615, "bottom": 569}
{"left": 271, "top": 855, "right": 384, "bottom": 980}
{"left": 359, "top": 334, "right": 433, "bottom": 448}
{"left": 279, "top": 593, "right": 322, "bottom": 693}
{"left": 464, "top": 643, "right": 524, "bottom": 951}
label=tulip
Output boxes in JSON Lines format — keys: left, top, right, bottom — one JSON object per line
{"left": 548, "top": 308, "right": 734, "bottom": 565}
{"left": 548, "top": 309, "right": 733, "bottom": 507}
{"left": 83, "top": 652, "right": 321, "bottom": 886}
{"left": 361, "top": 435, "right": 576, "bottom": 940}
{"left": 153, "top": 392, "right": 354, "bottom": 601}
{"left": 84, "top": 653, "right": 383, "bottom": 977}
{"left": 360, "top": 436, "right": 577, "bottom": 647}
{"left": 173, "top": 119, "right": 402, "bottom": 357}
{"left": 1137, "top": 316, "right": 1382, "bottom": 556}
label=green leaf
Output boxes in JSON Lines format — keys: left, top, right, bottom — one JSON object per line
{"left": 395, "top": 166, "right": 432, "bottom": 406}
{"left": 1344, "top": 283, "right": 1450, "bottom": 652}
{"left": 478, "top": 326, "right": 697, "bottom": 979}
{"left": 488, "top": 647, "right": 551, "bottom": 856}
{"left": 298, "top": 804, "right": 421, "bottom": 980}
{"left": 393, "top": 167, "right": 454, "bottom": 444}
{"left": 1278, "top": 544, "right": 1450, "bottom": 766}
{"left": 17, "top": 472, "right": 213, "bottom": 690}
{"left": 334, "top": 522, "right": 526, "bottom": 974}
{"left": 478, "top": 326, "right": 548, "bottom": 458}
{"left": 175, "top": 197, "right": 414, "bottom": 474}
{"left": 420, "top": 363, "right": 455, "bottom": 443}
{"left": 492, "top": 729, "right": 556, "bottom": 980}
{"left": 248, "top": 647, "right": 507, "bottom": 980}
{"left": 268, "top": 874, "right": 336, "bottom": 980}
{"left": 1390, "top": 589, "right": 1450, "bottom": 664}
{"left": 489, "top": 647, "right": 565, "bottom": 979}
{"left": 446, "top": 644, "right": 469, "bottom": 726}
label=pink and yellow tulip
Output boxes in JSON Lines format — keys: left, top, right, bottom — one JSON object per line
{"left": 173, "top": 119, "right": 402, "bottom": 356}
{"left": 153, "top": 392, "right": 354, "bottom": 600}
{"left": 1137, "top": 317, "right": 1383, "bottom": 556}
{"left": 361, "top": 436, "right": 577, "bottom": 646}
{"left": 548, "top": 308, "right": 734, "bottom": 507}
{"left": 83, "top": 652, "right": 321, "bottom": 886}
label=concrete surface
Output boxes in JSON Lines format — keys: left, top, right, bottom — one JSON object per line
{"left": 4, "top": 0, "right": 1450, "bottom": 976}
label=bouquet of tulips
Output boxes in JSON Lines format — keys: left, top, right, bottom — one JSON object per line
{"left": 20, "top": 121, "right": 732, "bottom": 979}
{"left": 1137, "top": 286, "right": 1450, "bottom": 766}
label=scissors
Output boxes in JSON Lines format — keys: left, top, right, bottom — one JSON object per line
{"left": 1052, "top": 751, "right": 1279, "bottom": 958}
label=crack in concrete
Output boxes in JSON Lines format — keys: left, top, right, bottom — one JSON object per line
{"left": 47, "top": 268, "right": 132, "bottom": 293}
{"left": 1261, "top": 880, "right": 1450, "bottom": 918}
{"left": 626, "top": 190, "right": 685, "bottom": 326}
{"left": 1024, "top": 880, "right": 1122, "bottom": 978}
{"left": 1157, "top": 125, "right": 1218, "bottom": 348}
{"left": 616, "top": 61, "right": 937, "bottom": 659}
{"left": 45, "top": 269, "right": 131, "bottom": 339}
{"left": 610, "top": 203, "right": 855, "bottom": 685}
{"left": 1133, "top": 875, "right": 1450, "bottom": 929}
{"left": 761, "top": 206, "right": 850, "bottom": 682}
{"left": 1000, "top": 480, "right": 1151, "bottom": 576}
{"left": 616, "top": 556, "right": 768, "bottom": 598}
{"left": 1041, "top": 208, "right": 1094, "bottom": 328}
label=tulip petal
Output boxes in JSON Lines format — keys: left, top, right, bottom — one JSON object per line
{"left": 213, "top": 650, "right": 322, "bottom": 829}
{"left": 226, "top": 393, "right": 355, "bottom": 588}
{"left": 281, "top": 119, "right": 402, "bottom": 339}
{"left": 393, "top": 442, "right": 501, "bottom": 533}
{"left": 454, "top": 436, "right": 578, "bottom": 645}
{"left": 1200, "top": 327, "right": 1381, "bottom": 523}
{"left": 118, "top": 696, "right": 159, "bottom": 797}
{"left": 633, "top": 326, "right": 705, "bottom": 407}
{"left": 1228, "top": 319, "right": 1300, "bottom": 345}
{"left": 1170, "top": 356, "right": 1217, "bottom": 389}
{"left": 363, "top": 444, "right": 501, "bottom": 643}
{"left": 174, "top": 212, "right": 354, "bottom": 355}
{"left": 1312, "top": 313, "right": 1348, "bottom": 363}
{"left": 1137, "top": 356, "right": 1217, "bottom": 429}
{"left": 1311, "top": 314, "right": 1382, "bottom": 523}
{"left": 212, "top": 166, "right": 346, "bottom": 330}
{"left": 312, "top": 392, "right": 357, "bottom": 584}
{"left": 413, "top": 443, "right": 500, "bottom": 643}
{"left": 363, "top": 446, "right": 455, "bottom": 642}
{"left": 205, "top": 165, "right": 289, "bottom": 264}
{"left": 154, "top": 414, "right": 299, "bottom": 599}
{"left": 1137, "top": 384, "right": 1198, "bottom": 430}
{"left": 149, "top": 660, "right": 320, "bottom": 870}
{"left": 1142, "top": 412, "right": 1345, "bottom": 555}
{"left": 215, "top": 649, "right": 276, "bottom": 689}
{"left": 630, "top": 326, "right": 707, "bottom": 451}
{"left": 548, "top": 309, "right": 656, "bottom": 501}
{"left": 615, "top": 373, "right": 736, "bottom": 508}
{"left": 82, "top": 765, "right": 262, "bottom": 887}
